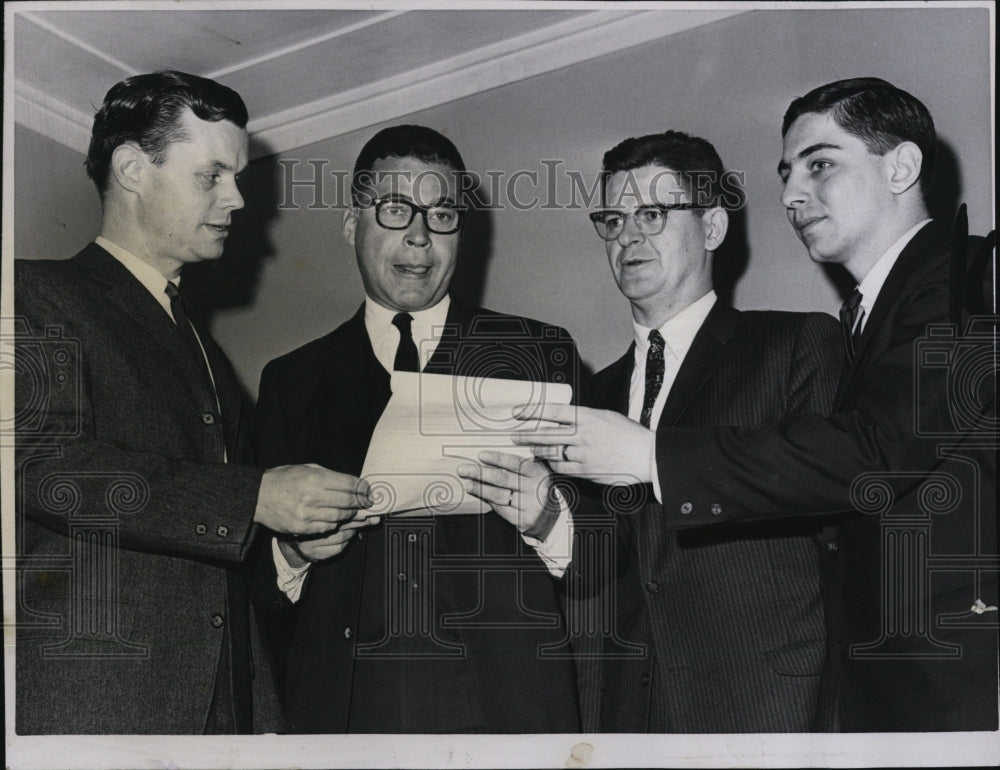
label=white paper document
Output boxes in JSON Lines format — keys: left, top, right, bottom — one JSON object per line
{"left": 360, "top": 372, "right": 572, "bottom": 516}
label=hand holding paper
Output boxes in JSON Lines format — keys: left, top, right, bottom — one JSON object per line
{"left": 360, "top": 372, "right": 572, "bottom": 516}
{"left": 512, "top": 403, "right": 656, "bottom": 484}
{"left": 457, "top": 450, "right": 561, "bottom": 541}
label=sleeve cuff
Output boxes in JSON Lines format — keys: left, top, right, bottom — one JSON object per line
{"left": 521, "top": 488, "right": 574, "bottom": 578}
{"left": 272, "top": 536, "right": 311, "bottom": 603}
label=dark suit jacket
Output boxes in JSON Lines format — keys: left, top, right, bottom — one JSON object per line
{"left": 573, "top": 305, "right": 841, "bottom": 732}
{"left": 654, "top": 222, "right": 998, "bottom": 731}
{"left": 253, "top": 299, "right": 581, "bottom": 733}
{"left": 15, "top": 244, "right": 281, "bottom": 734}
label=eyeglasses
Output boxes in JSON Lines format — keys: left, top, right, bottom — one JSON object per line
{"left": 589, "top": 203, "right": 698, "bottom": 241}
{"left": 369, "top": 196, "right": 465, "bottom": 234}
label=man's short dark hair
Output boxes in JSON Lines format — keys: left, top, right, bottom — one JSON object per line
{"left": 85, "top": 70, "right": 248, "bottom": 199}
{"left": 781, "top": 77, "right": 936, "bottom": 192}
{"left": 600, "top": 130, "right": 729, "bottom": 208}
{"left": 351, "top": 124, "right": 466, "bottom": 206}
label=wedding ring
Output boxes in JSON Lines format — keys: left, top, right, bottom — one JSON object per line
{"left": 561, "top": 444, "right": 570, "bottom": 462}
{"left": 505, "top": 489, "right": 514, "bottom": 507}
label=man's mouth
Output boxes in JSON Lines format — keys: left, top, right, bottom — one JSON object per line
{"left": 205, "top": 223, "right": 230, "bottom": 236}
{"left": 793, "top": 216, "right": 824, "bottom": 236}
{"left": 394, "top": 264, "right": 432, "bottom": 277}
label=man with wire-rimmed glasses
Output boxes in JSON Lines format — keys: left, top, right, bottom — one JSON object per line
{"left": 563, "top": 130, "right": 842, "bottom": 731}
{"left": 252, "top": 124, "right": 582, "bottom": 733}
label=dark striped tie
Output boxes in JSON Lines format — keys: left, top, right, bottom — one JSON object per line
{"left": 640, "top": 329, "right": 666, "bottom": 428}
{"left": 165, "top": 281, "right": 216, "bottom": 396}
{"left": 839, "top": 289, "right": 864, "bottom": 361}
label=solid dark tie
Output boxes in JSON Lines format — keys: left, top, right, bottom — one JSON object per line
{"left": 839, "top": 289, "right": 864, "bottom": 361}
{"left": 391, "top": 312, "right": 421, "bottom": 372}
{"left": 640, "top": 329, "right": 666, "bottom": 428}
{"left": 165, "top": 281, "right": 216, "bottom": 395}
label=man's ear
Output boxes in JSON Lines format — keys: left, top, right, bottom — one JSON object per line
{"left": 702, "top": 207, "right": 729, "bottom": 252}
{"left": 886, "top": 141, "right": 923, "bottom": 195}
{"left": 109, "top": 143, "right": 145, "bottom": 193}
{"left": 343, "top": 206, "right": 358, "bottom": 246}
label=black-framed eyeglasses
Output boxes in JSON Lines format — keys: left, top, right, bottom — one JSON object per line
{"left": 589, "top": 203, "right": 698, "bottom": 241}
{"left": 369, "top": 196, "right": 466, "bottom": 234}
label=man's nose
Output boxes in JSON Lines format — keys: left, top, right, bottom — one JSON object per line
{"left": 780, "top": 170, "right": 808, "bottom": 210}
{"left": 220, "top": 178, "right": 245, "bottom": 211}
{"left": 616, "top": 212, "right": 645, "bottom": 247}
{"left": 404, "top": 212, "right": 431, "bottom": 247}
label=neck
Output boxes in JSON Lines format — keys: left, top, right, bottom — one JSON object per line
{"left": 845, "top": 199, "right": 928, "bottom": 284}
{"left": 100, "top": 206, "right": 182, "bottom": 281}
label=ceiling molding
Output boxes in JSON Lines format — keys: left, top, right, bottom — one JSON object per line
{"left": 14, "top": 82, "right": 93, "bottom": 154}
{"left": 21, "top": 11, "right": 139, "bottom": 76}
{"left": 12, "top": 8, "right": 747, "bottom": 160}
{"left": 204, "top": 10, "right": 408, "bottom": 80}
{"left": 249, "top": 8, "right": 746, "bottom": 157}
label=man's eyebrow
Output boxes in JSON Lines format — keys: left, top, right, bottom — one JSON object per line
{"left": 207, "top": 160, "right": 236, "bottom": 172}
{"left": 777, "top": 142, "right": 843, "bottom": 176}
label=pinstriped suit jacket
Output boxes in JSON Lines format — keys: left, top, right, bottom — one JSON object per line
{"left": 575, "top": 304, "right": 841, "bottom": 732}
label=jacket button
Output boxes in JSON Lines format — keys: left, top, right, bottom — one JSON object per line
{"left": 201, "top": 412, "right": 216, "bottom": 425}
{"left": 640, "top": 673, "right": 651, "bottom": 686}
{"left": 210, "top": 613, "right": 224, "bottom": 628}
{"left": 397, "top": 572, "right": 407, "bottom": 582}
{"left": 710, "top": 504, "right": 723, "bottom": 516}
{"left": 343, "top": 627, "right": 352, "bottom": 639}
{"left": 680, "top": 502, "right": 693, "bottom": 515}
{"left": 195, "top": 524, "right": 207, "bottom": 535}
{"left": 407, "top": 533, "right": 418, "bottom": 543}
{"left": 826, "top": 541, "right": 839, "bottom": 552}
{"left": 645, "top": 580, "right": 659, "bottom": 593}
{"left": 217, "top": 525, "right": 229, "bottom": 538}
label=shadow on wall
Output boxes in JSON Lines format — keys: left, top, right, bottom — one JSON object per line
{"left": 448, "top": 176, "right": 494, "bottom": 310}
{"left": 713, "top": 200, "right": 750, "bottom": 308}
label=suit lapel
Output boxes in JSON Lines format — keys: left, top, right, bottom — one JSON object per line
{"left": 836, "top": 220, "right": 946, "bottom": 399}
{"left": 657, "top": 304, "right": 737, "bottom": 427}
{"left": 75, "top": 244, "right": 219, "bottom": 408}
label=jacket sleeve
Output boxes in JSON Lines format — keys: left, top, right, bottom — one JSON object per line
{"left": 654, "top": 259, "right": 991, "bottom": 526}
{"left": 15, "top": 262, "right": 264, "bottom": 564}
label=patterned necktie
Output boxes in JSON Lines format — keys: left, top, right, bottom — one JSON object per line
{"left": 839, "top": 288, "right": 864, "bottom": 361}
{"left": 391, "top": 312, "right": 420, "bottom": 372}
{"left": 165, "top": 281, "right": 216, "bottom": 395}
{"left": 640, "top": 329, "right": 666, "bottom": 428}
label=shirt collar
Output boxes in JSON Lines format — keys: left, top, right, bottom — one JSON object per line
{"left": 364, "top": 293, "right": 451, "bottom": 334}
{"left": 95, "top": 236, "right": 174, "bottom": 319}
{"left": 633, "top": 290, "right": 717, "bottom": 359}
{"left": 856, "top": 219, "right": 932, "bottom": 316}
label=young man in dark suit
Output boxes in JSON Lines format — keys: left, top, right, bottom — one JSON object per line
{"left": 469, "top": 131, "right": 842, "bottom": 731}
{"left": 253, "top": 125, "right": 581, "bottom": 733}
{"left": 15, "top": 71, "right": 371, "bottom": 734}
{"left": 519, "top": 78, "right": 998, "bottom": 732}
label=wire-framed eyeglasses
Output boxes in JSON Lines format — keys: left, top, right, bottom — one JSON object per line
{"left": 369, "top": 196, "right": 465, "bottom": 234}
{"left": 589, "top": 203, "right": 698, "bottom": 241}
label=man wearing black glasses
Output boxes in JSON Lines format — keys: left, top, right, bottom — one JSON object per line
{"left": 570, "top": 131, "right": 841, "bottom": 731}
{"left": 252, "top": 125, "right": 581, "bottom": 733}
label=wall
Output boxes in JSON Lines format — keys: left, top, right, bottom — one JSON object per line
{"left": 13, "top": 7, "right": 994, "bottom": 397}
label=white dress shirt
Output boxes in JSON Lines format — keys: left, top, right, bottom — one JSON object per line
{"left": 635, "top": 291, "right": 716, "bottom": 501}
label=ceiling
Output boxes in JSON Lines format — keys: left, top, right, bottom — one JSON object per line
{"left": 11, "top": 4, "right": 746, "bottom": 159}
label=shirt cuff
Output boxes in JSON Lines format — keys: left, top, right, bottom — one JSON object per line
{"left": 521, "top": 487, "right": 574, "bottom": 578}
{"left": 272, "top": 536, "right": 311, "bottom": 603}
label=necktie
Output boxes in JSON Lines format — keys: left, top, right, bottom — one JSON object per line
{"left": 640, "top": 329, "right": 666, "bottom": 428}
{"left": 165, "top": 281, "right": 216, "bottom": 395}
{"left": 391, "top": 312, "right": 420, "bottom": 372}
{"left": 839, "top": 288, "right": 864, "bottom": 361}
